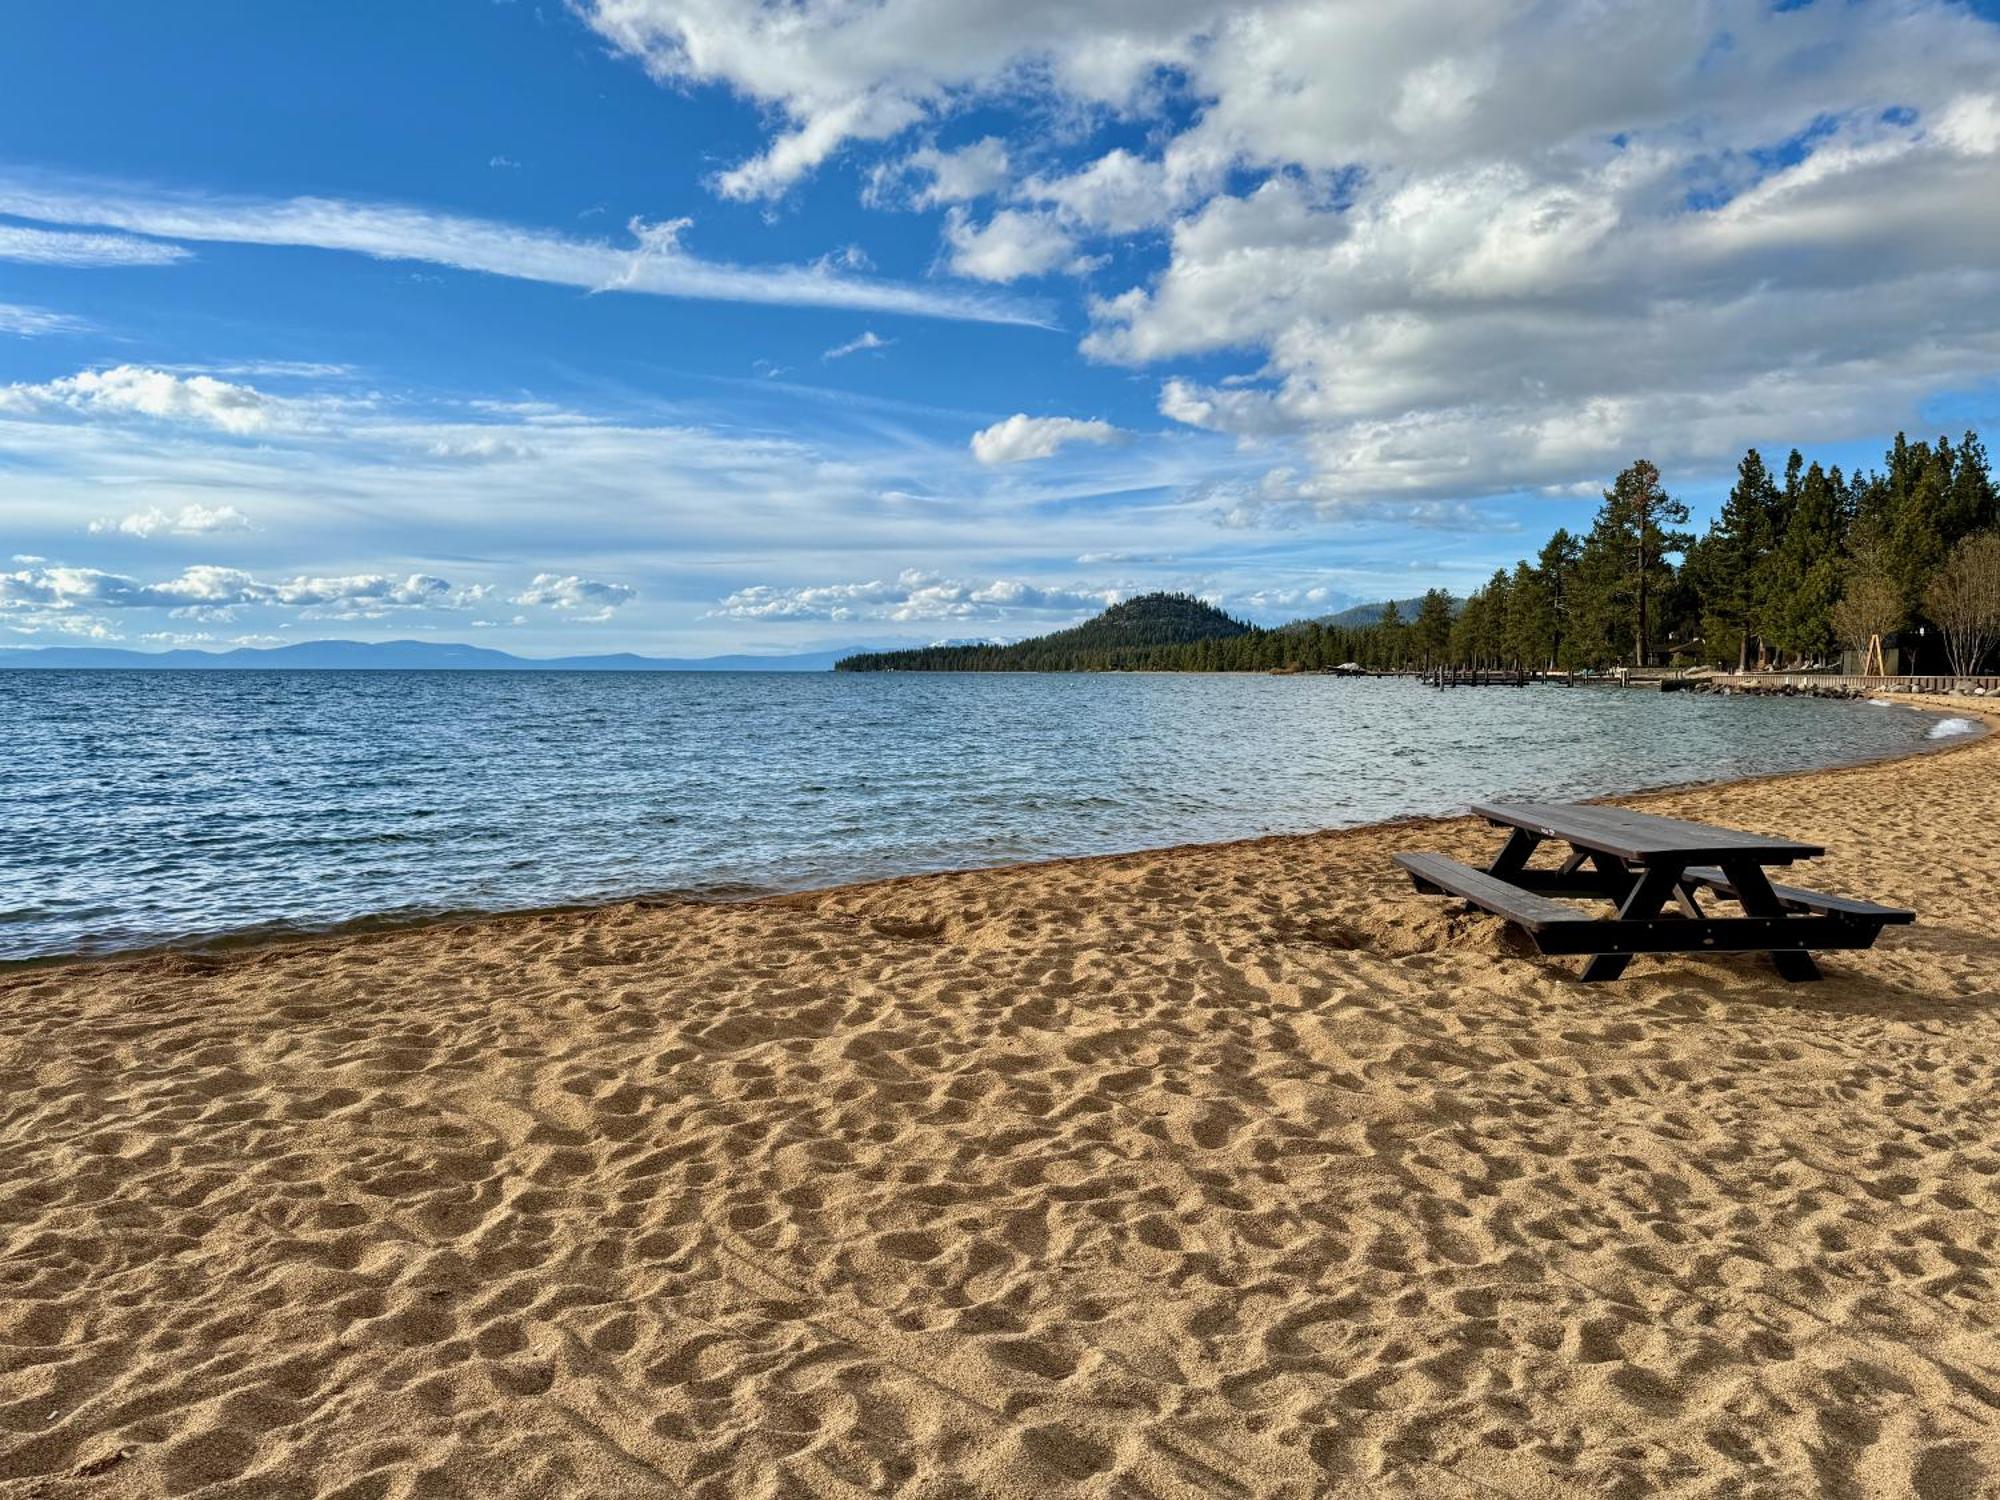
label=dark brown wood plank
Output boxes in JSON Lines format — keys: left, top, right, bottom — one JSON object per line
{"left": 1392, "top": 853, "right": 1587, "bottom": 931}
{"left": 1472, "top": 800, "right": 1824, "bottom": 862}
{"left": 1533, "top": 917, "right": 1891, "bottom": 956}
{"left": 1681, "top": 867, "right": 1915, "bottom": 923}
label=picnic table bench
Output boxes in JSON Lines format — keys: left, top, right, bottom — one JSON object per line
{"left": 1395, "top": 800, "right": 1912, "bottom": 982}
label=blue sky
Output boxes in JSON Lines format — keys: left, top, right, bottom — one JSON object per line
{"left": 4, "top": 1, "right": 1999, "bottom": 655}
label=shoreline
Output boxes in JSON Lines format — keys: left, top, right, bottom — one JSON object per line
{"left": 8, "top": 692, "right": 1986, "bottom": 977}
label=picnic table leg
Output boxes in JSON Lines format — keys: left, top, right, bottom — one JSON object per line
{"left": 1719, "top": 860, "right": 1823, "bottom": 982}
{"left": 1580, "top": 861, "right": 1688, "bottom": 982}
{"left": 1486, "top": 827, "right": 1541, "bottom": 880}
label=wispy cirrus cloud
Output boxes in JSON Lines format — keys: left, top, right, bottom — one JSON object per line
{"left": 0, "top": 302, "right": 90, "bottom": 338}
{"left": 0, "top": 175, "right": 1052, "bottom": 326}
{"left": 0, "top": 223, "right": 192, "bottom": 266}
{"left": 823, "top": 329, "right": 892, "bottom": 360}
{"left": 173, "top": 360, "right": 357, "bottom": 380}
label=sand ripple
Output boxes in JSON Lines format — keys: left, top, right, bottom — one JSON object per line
{"left": 3, "top": 704, "right": 1997, "bottom": 1497}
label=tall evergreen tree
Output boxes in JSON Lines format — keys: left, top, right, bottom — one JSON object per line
{"left": 1699, "top": 448, "right": 1780, "bottom": 669}
{"left": 1764, "top": 461, "right": 1847, "bottom": 663}
{"left": 1945, "top": 430, "right": 1998, "bottom": 540}
{"left": 1480, "top": 568, "right": 1513, "bottom": 666}
{"left": 1376, "top": 598, "right": 1407, "bottom": 669}
{"left": 1411, "top": 589, "right": 1455, "bottom": 668}
{"left": 1595, "top": 459, "right": 1690, "bottom": 664}
{"left": 1504, "top": 559, "right": 1551, "bottom": 668}
{"left": 1572, "top": 513, "right": 1629, "bottom": 667}
{"left": 1536, "top": 529, "right": 1581, "bottom": 668}
{"left": 1889, "top": 442, "right": 1952, "bottom": 621}
{"left": 1448, "top": 591, "right": 1485, "bottom": 667}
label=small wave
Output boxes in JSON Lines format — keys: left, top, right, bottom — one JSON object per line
{"left": 1928, "top": 716, "right": 1978, "bottom": 739}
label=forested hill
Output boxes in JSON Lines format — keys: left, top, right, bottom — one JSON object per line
{"left": 836, "top": 593, "right": 1251, "bottom": 671}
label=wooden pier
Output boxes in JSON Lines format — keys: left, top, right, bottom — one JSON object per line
{"left": 1429, "top": 666, "right": 1534, "bottom": 687}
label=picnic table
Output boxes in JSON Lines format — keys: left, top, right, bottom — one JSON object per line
{"left": 1394, "top": 800, "right": 1913, "bottom": 982}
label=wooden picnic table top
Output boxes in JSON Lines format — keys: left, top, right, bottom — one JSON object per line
{"left": 1471, "top": 800, "right": 1825, "bottom": 865}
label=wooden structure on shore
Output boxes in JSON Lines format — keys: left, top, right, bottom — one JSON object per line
{"left": 1396, "top": 801, "right": 1913, "bottom": 983}
{"left": 1429, "top": 665, "right": 1534, "bottom": 687}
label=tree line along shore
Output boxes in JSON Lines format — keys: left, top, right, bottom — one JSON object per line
{"left": 839, "top": 431, "right": 2000, "bottom": 678}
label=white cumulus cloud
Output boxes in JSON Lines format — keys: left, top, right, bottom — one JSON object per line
{"left": 870, "top": 136, "right": 1013, "bottom": 208}
{"left": 970, "top": 413, "right": 1130, "bottom": 465}
{"left": 89, "top": 504, "right": 252, "bottom": 538}
{"left": 512, "top": 573, "right": 639, "bottom": 618}
{"left": 576, "top": 0, "right": 1211, "bottom": 199}
{"left": 0, "top": 365, "right": 278, "bottom": 434}
{"left": 1019, "top": 149, "right": 1186, "bottom": 235}
{"left": 942, "top": 207, "right": 1095, "bottom": 282}
{"left": 712, "top": 568, "right": 1120, "bottom": 622}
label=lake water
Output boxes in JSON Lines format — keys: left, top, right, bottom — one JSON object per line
{"left": 0, "top": 670, "right": 1958, "bottom": 961}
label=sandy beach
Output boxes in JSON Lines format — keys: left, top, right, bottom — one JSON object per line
{"left": 3, "top": 700, "right": 1997, "bottom": 1500}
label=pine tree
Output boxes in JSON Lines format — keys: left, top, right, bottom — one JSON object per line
{"left": 1765, "top": 462, "right": 1847, "bottom": 663}
{"left": 1479, "top": 568, "right": 1512, "bottom": 666}
{"left": 1536, "top": 529, "right": 1581, "bottom": 668}
{"left": 1411, "top": 589, "right": 1454, "bottom": 668}
{"left": 845, "top": 431, "right": 1992, "bottom": 680}
{"left": 1448, "top": 592, "right": 1484, "bottom": 667}
{"left": 1600, "top": 459, "right": 1691, "bottom": 664}
{"left": 1572, "top": 513, "right": 1628, "bottom": 667}
{"left": 1504, "top": 560, "right": 1550, "bottom": 669}
{"left": 1945, "top": 430, "right": 1998, "bottom": 540}
{"left": 1376, "top": 600, "right": 1406, "bottom": 669}
{"left": 1701, "top": 449, "right": 1780, "bottom": 669}
{"left": 1890, "top": 444, "right": 1952, "bottom": 621}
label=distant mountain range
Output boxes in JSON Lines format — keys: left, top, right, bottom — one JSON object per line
{"left": 1307, "top": 596, "right": 1438, "bottom": 627}
{"left": 0, "top": 639, "right": 856, "bottom": 672}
